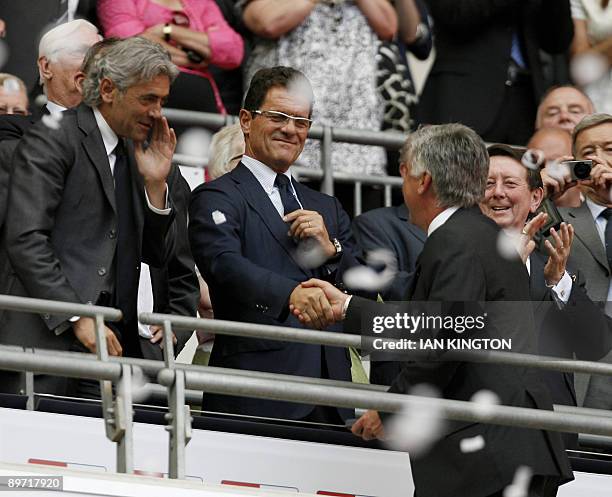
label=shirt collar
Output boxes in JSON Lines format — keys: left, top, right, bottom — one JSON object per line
{"left": 46, "top": 100, "right": 67, "bottom": 114}
{"left": 241, "top": 154, "right": 294, "bottom": 194}
{"left": 586, "top": 196, "right": 609, "bottom": 220}
{"left": 427, "top": 206, "right": 460, "bottom": 237}
{"left": 93, "top": 107, "right": 119, "bottom": 157}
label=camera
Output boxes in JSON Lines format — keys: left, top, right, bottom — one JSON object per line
{"left": 562, "top": 159, "right": 593, "bottom": 181}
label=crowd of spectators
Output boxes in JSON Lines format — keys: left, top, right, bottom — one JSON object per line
{"left": 1, "top": 2, "right": 612, "bottom": 495}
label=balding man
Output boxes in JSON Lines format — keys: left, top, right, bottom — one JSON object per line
{"left": 536, "top": 85, "right": 594, "bottom": 133}
{"left": 528, "top": 127, "right": 582, "bottom": 208}
{"left": 36, "top": 19, "right": 101, "bottom": 115}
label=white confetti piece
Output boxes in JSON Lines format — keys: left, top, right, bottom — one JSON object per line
{"left": 212, "top": 210, "right": 227, "bottom": 225}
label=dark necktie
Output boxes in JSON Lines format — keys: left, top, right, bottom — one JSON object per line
{"left": 113, "top": 141, "right": 139, "bottom": 326}
{"left": 274, "top": 173, "right": 301, "bottom": 216}
{"left": 600, "top": 207, "right": 612, "bottom": 269}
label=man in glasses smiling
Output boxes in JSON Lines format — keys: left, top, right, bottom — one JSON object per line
{"left": 189, "top": 66, "right": 364, "bottom": 423}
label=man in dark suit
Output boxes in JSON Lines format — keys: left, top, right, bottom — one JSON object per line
{"left": 189, "top": 66, "right": 363, "bottom": 423}
{"left": 482, "top": 144, "right": 611, "bottom": 448}
{"left": 559, "top": 113, "right": 612, "bottom": 408}
{"left": 0, "top": 37, "right": 181, "bottom": 395}
{"left": 296, "top": 124, "right": 572, "bottom": 497}
{"left": 416, "top": 0, "right": 573, "bottom": 145}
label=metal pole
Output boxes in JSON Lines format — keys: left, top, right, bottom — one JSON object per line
{"left": 161, "top": 369, "right": 612, "bottom": 437}
{"left": 115, "top": 365, "right": 134, "bottom": 474}
{"left": 0, "top": 295, "right": 122, "bottom": 320}
{"left": 165, "top": 370, "right": 189, "bottom": 479}
{"left": 354, "top": 181, "right": 362, "bottom": 217}
{"left": 321, "top": 125, "right": 334, "bottom": 195}
{"left": 384, "top": 185, "right": 392, "bottom": 207}
{"left": 162, "top": 319, "right": 175, "bottom": 368}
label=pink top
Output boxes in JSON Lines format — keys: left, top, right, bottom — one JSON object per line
{"left": 97, "top": 0, "right": 244, "bottom": 70}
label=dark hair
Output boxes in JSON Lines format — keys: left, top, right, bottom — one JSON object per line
{"left": 487, "top": 144, "right": 543, "bottom": 191}
{"left": 243, "top": 66, "right": 314, "bottom": 116}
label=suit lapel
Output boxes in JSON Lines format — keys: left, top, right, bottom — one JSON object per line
{"left": 529, "top": 252, "right": 549, "bottom": 310}
{"left": 77, "top": 105, "right": 116, "bottom": 212}
{"left": 564, "top": 202, "right": 609, "bottom": 272}
{"left": 231, "top": 163, "right": 308, "bottom": 275}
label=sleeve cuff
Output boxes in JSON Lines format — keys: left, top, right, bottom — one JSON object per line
{"left": 145, "top": 184, "right": 171, "bottom": 215}
{"left": 550, "top": 271, "right": 572, "bottom": 305}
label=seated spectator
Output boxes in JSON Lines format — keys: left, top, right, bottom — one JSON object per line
{"left": 535, "top": 85, "right": 594, "bottom": 133}
{"left": 207, "top": 122, "right": 244, "bottom": 180}
{"left": 240, "top": 0, "right": 398, "bottom": 214}
{"left": 570, "top": 0, "right": 612, "bottom": 114}
{"left": 528, "top": 127, "right": 583, "bottom": 207}
{"left": 35, "top": 19, "right": 101, "bottom": 116}
{"left": 0, "top": 73, "right": 29, "bottom": 115}
{"left": 97, "top": 0, "right": 244, "bottom": 115}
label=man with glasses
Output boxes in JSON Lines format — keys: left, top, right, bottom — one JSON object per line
{"left": 189, "top": 66, "right": 364, "bottom": 423}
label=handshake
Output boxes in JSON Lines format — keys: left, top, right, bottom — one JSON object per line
{"left": 288, "top": 279, "right": 351, "bottom": 329}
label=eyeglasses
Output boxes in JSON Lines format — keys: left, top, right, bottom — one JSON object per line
{"left": 251, "top": 110, "right": 313, "bottom": 131}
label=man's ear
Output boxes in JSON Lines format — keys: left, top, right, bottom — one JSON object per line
{"left": 239, "top": 108, "right": 251, "bottom": 136}
{"left": 37, "top": 56, "right": 52, "bottom": 83}
{"left": 99, "top": 77, "right": 116, "bottom": 104}
{"left": 531, "top": 186, "right": 544, "bottom": 213}
{"left": 418, "top": 172, "right": 433, "bottom": 195}
{"left": 74, "top": 71, "right": 85, "bottom": 94}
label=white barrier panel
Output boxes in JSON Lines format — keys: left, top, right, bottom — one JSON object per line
{"left": 1, "top": 408, "right": 610, "bottom": 496}
{"left": 0, "top": 408, "right": 413, "bottom": 496}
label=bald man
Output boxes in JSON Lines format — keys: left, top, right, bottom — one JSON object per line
{"left": 528, "top": 127, "right": 582, "bottom": 208}
{"left": 536, "top": 85, "right": 594, "bottom": 134}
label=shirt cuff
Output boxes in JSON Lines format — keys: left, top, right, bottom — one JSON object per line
{"left": 144, "top": 184, "right": 171, "bottom": 215}
{"left": 550, "top": 271, "right": 572, "bottom": 305}
{"left": 341, "top": 295, "right": 353, "bottom": 320}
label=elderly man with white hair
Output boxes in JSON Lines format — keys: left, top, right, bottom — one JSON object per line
{"left": 36, "top": 19, "right": 101, "bottom": 114}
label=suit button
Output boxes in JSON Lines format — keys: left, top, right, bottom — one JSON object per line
{"left": 98, "top": 267, "right": 107, "bottom": 276}
{"left": 109, "top": 229, "right": 116, "bottom": 239}
{"left": 43, "top": 313, "right": 50, "bottom": 320}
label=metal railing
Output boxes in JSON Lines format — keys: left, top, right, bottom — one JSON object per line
{"left": 3, "top": 296, "right": 612, "bottom": 479}
{"left": 164, "top": 108, "right": 405, "bottom": 216}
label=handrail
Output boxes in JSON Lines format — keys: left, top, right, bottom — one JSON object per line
{"left": 139, "top": 313, "right": 612, "bottom": 378}
{"left": 157, "top": 368, "right": 612, "bottom": 437}
{"left": 0, "top": 294, "right": 122, "bottom": 321}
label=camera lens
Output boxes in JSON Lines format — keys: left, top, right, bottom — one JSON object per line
{"left": 574, "top": 162, "right": 591, "bottom": 180}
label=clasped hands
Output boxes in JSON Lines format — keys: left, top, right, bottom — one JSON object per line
{"left": 288, "top": 279, "right": 350, "bottom": 329}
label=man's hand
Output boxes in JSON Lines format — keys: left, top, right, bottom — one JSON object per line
{"left": 0, "top": 18, "right": 6, "bottom": 37}
{"left": 134, "top": 116, "right": 176, "bottom": 209}
{"left": 541, "top": 156, "right": 576, "bottom": 197}
{"left": 352, "top": 410, "right": 385, "bottom": 440}
{"left": 73, "top": 317, "right": 122, "bottom": 356}
{"left": 543, "top": 222, "right": 574, "bottom": 286}
{"left": 148, "top": 324, "right": 178, "bottom": 349}
{"left": 291, "top": 279, "right": 349, "bottom": 325}
{"left": 284, "top": 209, "right": 336, "bottom": 259}
{"left": 517, "top": 212, "right": 548, "bottom": 263}
{"left": 289, "top": 285, "right": 334, "bottom": 330}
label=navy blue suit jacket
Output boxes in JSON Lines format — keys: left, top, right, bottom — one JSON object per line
{"left": 189, "top": 162, "right": 363, "bottom": 419}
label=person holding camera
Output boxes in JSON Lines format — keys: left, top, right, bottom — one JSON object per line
{"left": 555, "top": 113, "right": 612, "bottom": 408}
{"left": 97, "top": 0, "right": 245, "bottom": 115}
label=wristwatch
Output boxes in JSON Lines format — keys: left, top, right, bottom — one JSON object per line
{"left": 330, "top": 238, "right": 343, "bottom": 260}
{"left": 163, "top": 23, "right": 172, "bottom": 42}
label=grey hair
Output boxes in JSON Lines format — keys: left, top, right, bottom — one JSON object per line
{"left": 38, "top": 20, "right": 100, "bottom": 63}
{"left": 399, "top": 123, "right": 489, "bottom": 208}
{"left": 208, "top": 123, "right": 245, "bottom": 180}
{"left": 572, "top": 113, "right": 612, "bottom": 156}
{"left": 81, "top": 37, "right": 179, "bottom": 108}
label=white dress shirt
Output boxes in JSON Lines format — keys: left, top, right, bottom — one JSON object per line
{"left": 241, "top": 154, "right": 303, "bottom": 217}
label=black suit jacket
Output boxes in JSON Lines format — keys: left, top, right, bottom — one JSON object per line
{"left": 0, "top": 104, "right": 176, "bottom": 389}
{"left": 189, "top": 162, "right": 364, "bottom": 419}
{"left": 346, "top": 208, "right": 572, "bottom": 497}
{"left": 417, "top": 0, "right": 573, "bottom": 137}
